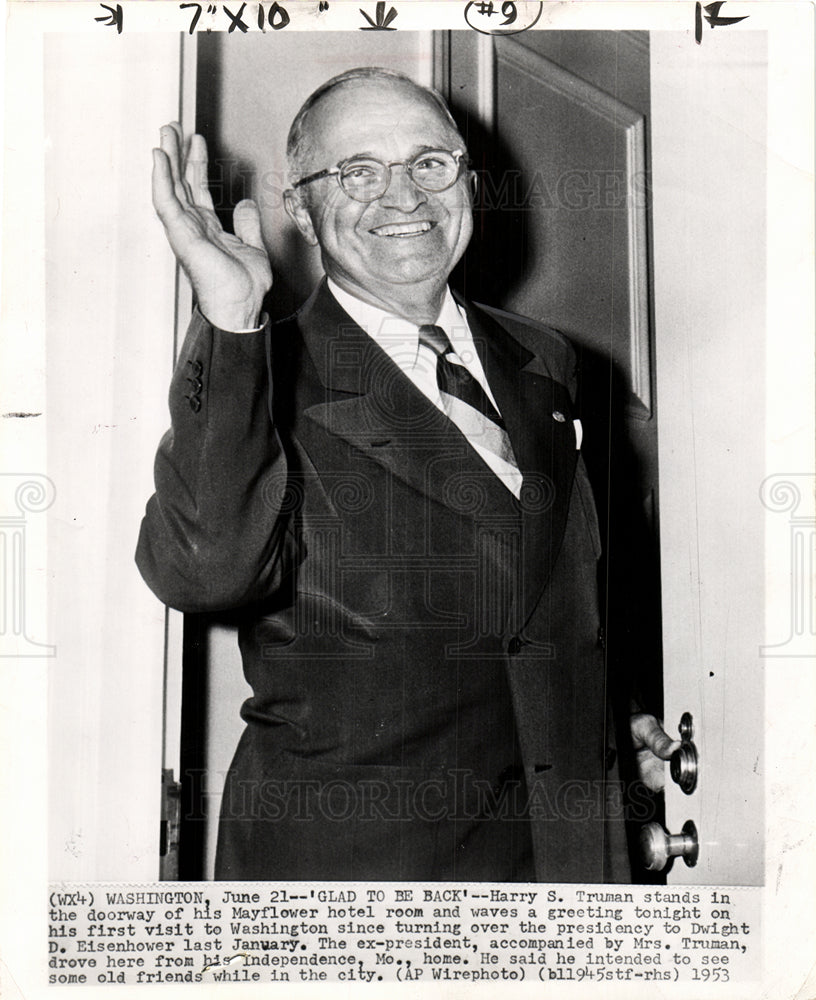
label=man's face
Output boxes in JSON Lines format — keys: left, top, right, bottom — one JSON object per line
{"left": 286, "top": 79, "right": 474, "bottom": 305}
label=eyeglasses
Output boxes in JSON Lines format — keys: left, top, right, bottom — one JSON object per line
{"left": 292, "top": 149, "right": 468, "bottom": 203}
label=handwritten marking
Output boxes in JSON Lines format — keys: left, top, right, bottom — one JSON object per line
{"left": 259, "top": 1, "right": 290, "bottom": 29}
{"left": 695, "top": 1, "right": 749, "bottom": 43}
{"left": 94, "top": 3, "right": 123, "bottom": 32}
{"left": 359, "top": 2, "right": 398, "bottom": 30}
{"left": 180, "top": 3, "right": 203, "bottom": 33}
{"left": 223, "top": 2, "right": 249, "bottom": 32}
{"left": 464, "top": 0, "right": 542, "bottom": 35}
{"left": 201, "top": 952, "right": 249, "bottom": 974}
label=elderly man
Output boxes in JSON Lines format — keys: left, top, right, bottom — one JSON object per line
{"left": 138, "top": 66, "right": 675, "bottom": 882}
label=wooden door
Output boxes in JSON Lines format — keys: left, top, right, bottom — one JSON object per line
{"left": 443, "top": 28, "right": 768, "bottom": 885}
{"left": 440, "top": 30, "right": 664, "bottom": 879}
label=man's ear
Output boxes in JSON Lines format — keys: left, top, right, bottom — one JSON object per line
{"left": 467, "top": 169, "right": 479, "bottom": 208}
{"left": 283, "top": 189, "right": 319, "bottom": 247}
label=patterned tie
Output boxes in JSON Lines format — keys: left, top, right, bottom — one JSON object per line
{"left": 418, "top": 324, "right": 519, "bottom": 474}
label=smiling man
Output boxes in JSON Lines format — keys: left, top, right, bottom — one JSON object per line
{"left": 138, "top": 67, "right": 676, "bottom": 882}
{"left": 282, "top": 74, "right": 473, "bottom": 325}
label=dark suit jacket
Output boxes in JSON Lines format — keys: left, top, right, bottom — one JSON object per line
{"left": 137, "top": 279, "right": 630, "bottom": 883}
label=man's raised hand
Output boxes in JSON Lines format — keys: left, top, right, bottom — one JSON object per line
{"left": 152, "top": 123, "right": 273, "bottom": 332}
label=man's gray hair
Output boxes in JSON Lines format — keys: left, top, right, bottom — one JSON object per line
{"left": 286, "top": 66, "right": 463, "bottom": 183}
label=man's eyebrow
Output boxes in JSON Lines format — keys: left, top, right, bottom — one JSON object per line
{"left": 411, "top": 145, "right": 459, "bottom": 156}
{"left": 339, "top": 144, "right": 459, "bottom": 162}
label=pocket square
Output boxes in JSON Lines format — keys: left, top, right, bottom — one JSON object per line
{"left": 573, "top": 418, "right": 583, "bottom": 450}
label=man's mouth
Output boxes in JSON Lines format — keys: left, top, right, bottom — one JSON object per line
{"left": 368, "top": 220, "right": 437, "bottom": 238}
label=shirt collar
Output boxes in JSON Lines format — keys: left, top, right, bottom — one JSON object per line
{"left": 326, "top": 277, "right": 470, "bottom": 373}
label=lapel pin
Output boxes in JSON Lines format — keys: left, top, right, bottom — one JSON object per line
{"left": 552, "top": 410, "right": 565, "bottom": 422}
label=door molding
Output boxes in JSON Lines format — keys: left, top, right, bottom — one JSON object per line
{"left": 495, "top": 38, "right": 652, "bottom": 417}
{"left": 434, "top": 33, "right": 652, "bottom": 418}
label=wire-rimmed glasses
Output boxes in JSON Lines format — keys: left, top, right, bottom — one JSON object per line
{"left": 292, "top": 148, "right": 468, "bottom": 203}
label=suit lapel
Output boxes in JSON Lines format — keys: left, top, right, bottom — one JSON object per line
{"left": 297, "top": 281, "right": 518, "bottom": 519}
{"left": 462, "top": 301, "right": 580, "bottom": 633}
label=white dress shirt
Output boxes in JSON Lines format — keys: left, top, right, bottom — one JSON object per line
{"left": 327, "top": 278, "right": 523, "bottom": 498}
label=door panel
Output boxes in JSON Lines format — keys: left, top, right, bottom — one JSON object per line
{"left": 443, "top": 30, "right": 663, "bottom": 880}
{"left": 493, "top": 37, "right": 652, "bottom": 418}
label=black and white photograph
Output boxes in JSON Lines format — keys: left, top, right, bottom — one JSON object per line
{"left": 0, "top": 2, "right": 813, "bottom": 996}
{"left": 145, "top": 30, "right": 682, "bottom": 887}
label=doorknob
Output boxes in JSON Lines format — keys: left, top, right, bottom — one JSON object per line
{"left": 670, "top": 711, "right": 699, "bottom": 794}
{"left": 640, "top": 820, "right": 699, "bottom": 871}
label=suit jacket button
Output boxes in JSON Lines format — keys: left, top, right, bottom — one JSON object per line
{"left": 188, "top": 394, "right": 202, "bottom": 413}
{"left": 187, "top": 359, "right": 203, "bottom": 377}
{"left": 186, "top": 376, "right": 203, "bottom": 394}
{"left": 508, "top": 635, "right": 524, "bottom": 656}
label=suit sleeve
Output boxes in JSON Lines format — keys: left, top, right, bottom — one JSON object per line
{"left": 136, "top": 310, "right": 292, "bottom": 613}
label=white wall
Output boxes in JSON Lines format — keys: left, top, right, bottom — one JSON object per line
{"left": 42, "top": 34, "right": 183, "bottom": 880}
{"left": 651, "top": 32, "right": 768, "bottom": 884}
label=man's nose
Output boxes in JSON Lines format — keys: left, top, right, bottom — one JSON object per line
{"left": 379, "top": 165, "right": 428, "bottom": 211}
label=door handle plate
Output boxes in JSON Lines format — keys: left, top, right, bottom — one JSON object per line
{"left": 670, "top": 711, "right": 699, "bottom": 794}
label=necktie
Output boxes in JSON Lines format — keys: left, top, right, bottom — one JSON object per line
{"left": 418, "top": 324, "right": 519, "bottom": 475}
